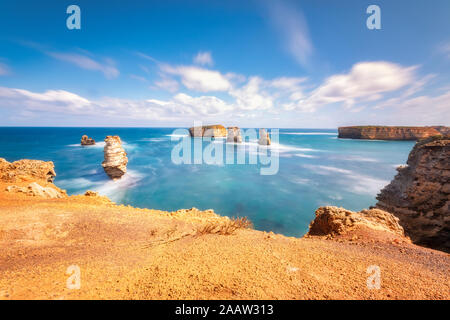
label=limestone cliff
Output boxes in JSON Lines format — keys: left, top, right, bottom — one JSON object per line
{"left": 376, "top": 136, "right": 450, "bottom": 252}
{"left": 189, "top": 125, "right": 227, "bottom": 138}
{"left": 102, "top": 136, "right": 128, "bottom": 180}
{"left": 338, "top": 126, "right": 445, "bottom": 140}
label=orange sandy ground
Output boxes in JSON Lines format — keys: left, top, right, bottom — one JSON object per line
{"left": 0, "top": 184, "right": 448, "bottom": 300}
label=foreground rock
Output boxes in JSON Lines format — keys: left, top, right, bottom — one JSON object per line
{"left": 377, "top": 136, "right": 450, "bottom": 252}
{"left": 258, "top": 129, "right": 271, "bottom": 145}
{"left": 0, "top": 158, "right": 56, "bottom": 183}
{"left": 307, "top": 206, "right": 405, "bottom": 237}
{"left": 6, "top": 182, "right": 65, "bottom": 199}
{"left": 226, "top": 127, "right": 242, "bottom": 143}
{"left": 102, "top": 136, "right": 128, "bottom": 180}
{"left": 81, "top": 135, "right": 95, "bottom": 145}
{"left": 189, "top": 124, "right": 227, "bottom": 138}
{"left": 338, "top": 126, "right": 445, "bottom": 140}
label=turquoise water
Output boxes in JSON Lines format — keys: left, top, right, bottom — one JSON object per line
{"left": 0, "top": 127, "right": 415, "bottom": 237}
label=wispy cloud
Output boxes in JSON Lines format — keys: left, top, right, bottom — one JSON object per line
{"left": 264, "top": 0, "right": 313, "bottom": 67}
{"left": 47, "top": 51, "right": 119, "bottom": 79}
{"left": 0, "top": 62, "right": 10, "bottom": 76}
{"left": 193, "top": 51, "right": 214, "bottom": 66}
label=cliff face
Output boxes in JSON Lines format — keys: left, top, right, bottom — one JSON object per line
{"left": 376, "top": 136, "right": 450, "bottom": 252}
{"left": 338, "top": 126, "right": 444, "bottom": 140}
{"left": 258, "top": 129, "right": 271, "bottom": 145}
{"left": 102, "top": 136, "right": 128, "bottom": 180}
{"left": 189, "top": 124, "right": 227, "bottom": 138}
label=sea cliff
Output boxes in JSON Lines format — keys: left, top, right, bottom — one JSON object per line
{"left": 377, "top": 136, "right": 450, "bottom": 252}
{"left": 338, "top": 126, "right": 447, "bottom": 140}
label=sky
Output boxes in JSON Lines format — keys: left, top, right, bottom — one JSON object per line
{"left": 0, "top": 0, "right": 449, "bottom": 127}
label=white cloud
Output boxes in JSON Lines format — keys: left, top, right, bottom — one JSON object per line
{"left": 438, "top": 42, "right": 450, "bottom": 59}
{"left": 154, "top": 75, "right": 179, "bottom": 93}
{"left": 265, "top": 0, "right": 313, "bottom": 67}
{"left": 296, "top": 62, "right": 417, "bottom": 112}
{"left": 229, "top": 76, "right": 274, "bottom": 110}
{"left": 47, "top": 52, "right": 119, "bottom": 79}
{"left": 193, "top": 51, "right": 214, "bottom": 66}
{"left": 161, "top": 65, "right": 231, "bottom": 92}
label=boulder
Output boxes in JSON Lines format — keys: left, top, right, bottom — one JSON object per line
{"left": 6, "top": 182, "right": 65, "bottom": 199}
{"left": 258, "top": 129, "right": 271, "bottom": 145}
{"left": 0, "top": 158, "right": 56, "bottom": 183}
{"left": 81, "top": 135, "right": 95, "bottom": 145}
{"left": 307, "top": 206, "right": 405, "bottom": 237}
{"left": 227, "top": 127, "right": 242, "bottom": 143}
{"left": 102, "top": 136, "right": 128, "bottom": 180}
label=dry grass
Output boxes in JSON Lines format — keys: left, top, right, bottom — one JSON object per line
{"left": 196, "top": 216, "right": 252, "bottom": 236}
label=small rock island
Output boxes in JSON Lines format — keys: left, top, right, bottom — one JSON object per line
{"left": 189, "top": 124, "right": 227, "bottom": 138}
{"left": 81, "top": 135, "right": 95, "bottom": 145}
{"left": 102, "top": 136, "right": 128, "bottom": 180}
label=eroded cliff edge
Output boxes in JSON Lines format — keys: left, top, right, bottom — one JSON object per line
{"left": 338, "top": 126, "right": 447, "bottom": 140}
{"left": 376, "top": 136, "right": 450, "bottom": 252}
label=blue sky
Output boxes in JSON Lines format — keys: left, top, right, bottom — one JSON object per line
{"left": 0, "top": 0, "right": 449, "bottom": 127}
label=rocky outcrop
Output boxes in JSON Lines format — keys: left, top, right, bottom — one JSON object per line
{"left": 307, "top": 206, "right": 405, "bottom": 237}
{"left": 258, "top": 129, "right": 271, "bottom": 145}
{"left": 6, "top": 182, "right": 65, "bottom": 199}
{"left": 338, "top": 126, "right": 445, "bottom": 140}
{"left": 0, "top": 158, "right": 56, "bottom": 183}
{"left": 102, "top": 136, "right": 128, "bottom": 180}
{"left": 81, "top": 135, "right": 95, "bottom": 145}
{"left": 376, "top": 136, "right": 450, "bottom": 252}
{"left": 189, "top": 125, "right": 227, "bottom": 138}
{"left": 227, "top": 127, "right": 242, "bottom": 143}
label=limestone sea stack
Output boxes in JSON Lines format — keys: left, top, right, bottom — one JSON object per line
{"left": 338, "top": 126, "right": 446, "bottom": 140}
{"left": 376, "top": 136, "right": 450, "bottom": 252}
{"left": 189, "top": 125, "right": 227, "bottom": 138}
{"left": 227, "top": 127, "right": 242, "bottom": 143}
{"left": 81, "top": 135, "right": 95, "bottom": 145}
{"left": 102, "top": 136, "right": 128, "bottom": 180}
{"left": 258, "top": 129, "right": 271, "bottom": 145}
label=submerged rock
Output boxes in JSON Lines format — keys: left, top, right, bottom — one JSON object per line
{"left": 81, "top": 135, "right": 95, "bottom": 145}
{"left": 227, "top": 127, "right": 242, "bottom": 143}
{"left": 189, "top": 125, "right": 227, "bottom": 138}
{"left": 102, "top": 136, "right": 128, "bottom": 180}
{"left": 376, "top": 136, "right": 450, "bottom": 252}
{"left": 258, "top": 129, "right": 271, "bottom": 145}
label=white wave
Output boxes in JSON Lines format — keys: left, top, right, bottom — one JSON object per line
{"left": 140, "top": 138, "right": 167, "bottom": 142}
{"left": 329, "top": 194, "right": 343, "bottom": 200}
{"left": 68, "top": 141, "right": 106, "bottom": 148}
{"left": 290, "top": 177, "right": 310, "bottom": 185}
{"left": 281, "top": 132, "right": 336, "bottom": 136}
{"left": 294, "top": 153, "right": 317, "bottom": 159}
{"left": 94, "top": 170, "right": 143, "bottom": 201}
{"left": 337, "top": 155, "right": 379, "bottom": 162}
{"left": 166, "top": 134, "right": 189, "bottom": 138}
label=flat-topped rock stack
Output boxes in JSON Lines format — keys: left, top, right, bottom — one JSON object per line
{"left": 102, "top": 136, "right": 128, "bottom": 180}
{"left": 227, "top": 127, "right": 242, "bottom": 143}
{"left": 258, "top": 129, "right": 271, "bottom": 145}
{"left": 338, "top": 126, "right": 446, "bottom": 140}
{"left": 189, "top": 124, "right": 227, "bottom": 138}
{"left": 81, "top": 135, "right": 95, "bottom": 145}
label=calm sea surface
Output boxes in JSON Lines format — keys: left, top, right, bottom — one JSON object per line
{"left": 0, "top": 127, "right": 415, "bottom": 237}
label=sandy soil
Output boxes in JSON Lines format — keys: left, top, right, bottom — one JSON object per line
{"left": 0, "top": 186, "right": 448, "bottom": 300}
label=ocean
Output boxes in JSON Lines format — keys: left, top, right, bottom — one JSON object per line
{"left": 0, "top": 127, "right": 415, "bottom": 237}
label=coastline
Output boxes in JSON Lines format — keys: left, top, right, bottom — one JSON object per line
{"left": 0, "top": 156, "right": 449, "bottom": 299}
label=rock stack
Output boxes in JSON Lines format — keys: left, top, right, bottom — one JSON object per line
{"left": 227, "top": 127, "right": 242, "bottom": 143}
{"left": 376, "top": 136, "right": 450, "bottom": 252}
{"left": 258, "top": 129, "right": 271, "bottom": 145}
{"left": 81, "top": 135, "right": 95, "bottom": 145}
{"left": 189, "top": 125, "right": 227, "bottom": 138}
{"left": 102, "top": 136, "right": 128, "bottom": 180}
